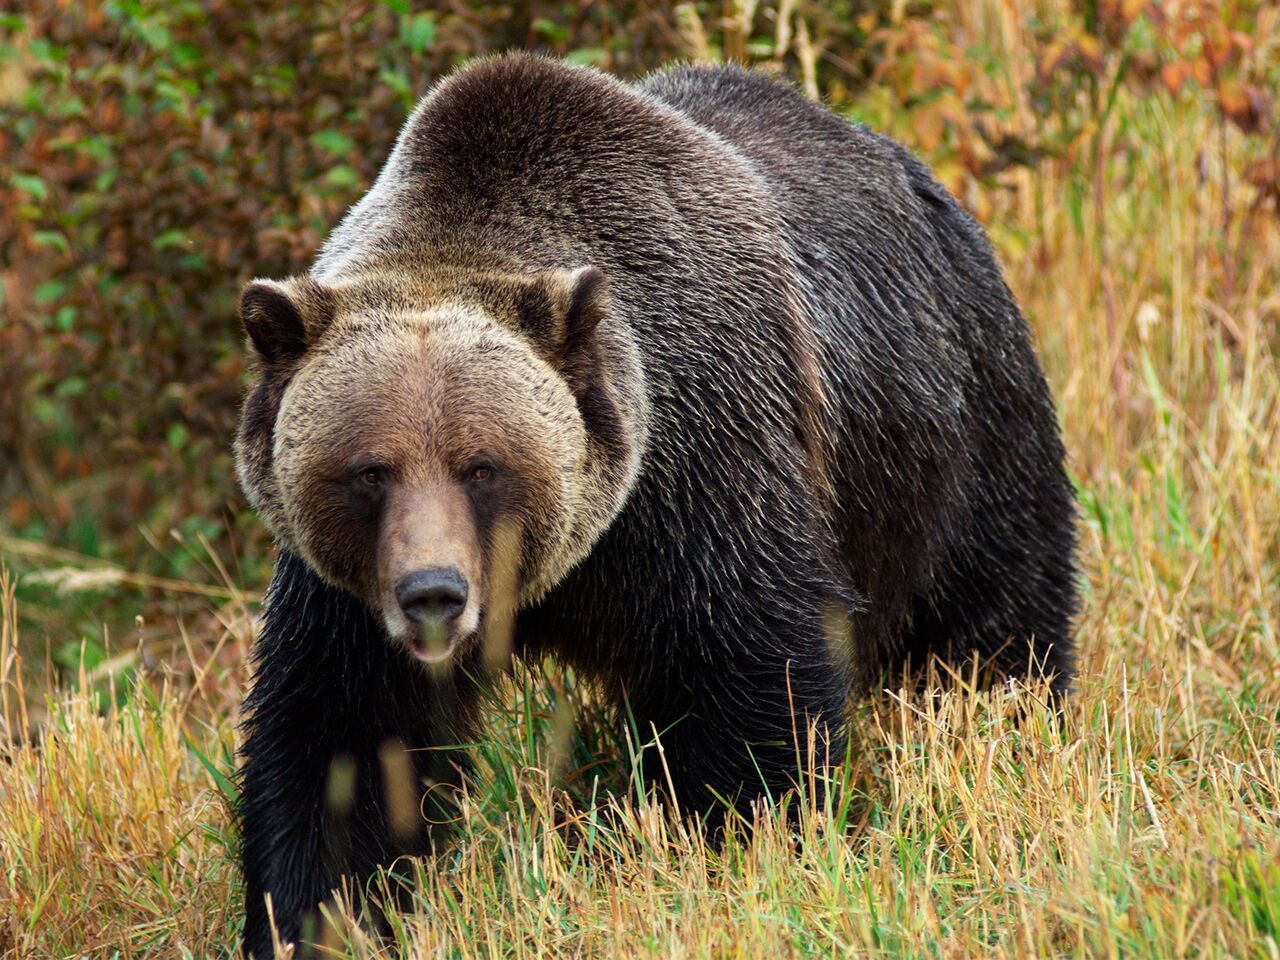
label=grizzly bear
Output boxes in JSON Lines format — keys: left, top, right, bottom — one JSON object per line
{"left": 234, "top": 55, "right": 1076, "bottom": 956}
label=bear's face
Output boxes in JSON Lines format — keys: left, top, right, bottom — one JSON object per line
{"left": 235, "top": 269, "right": 645, "bottom": 666}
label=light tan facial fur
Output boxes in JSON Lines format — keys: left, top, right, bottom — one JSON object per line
{"left": 376, "top": 482, "right": 482, "bottom": 657}
{"left": 235, "top": 269, "right": 646, "bottom": 664}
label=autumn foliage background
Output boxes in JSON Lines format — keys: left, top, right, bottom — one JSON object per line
{"left": 0, "top": 2, "right": 1278, "bottom": 957}
{"left": 1, "top": 0, "right": 1276, "bottom": 655}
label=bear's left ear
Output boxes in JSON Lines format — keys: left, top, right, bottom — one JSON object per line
{"left": 239, "top": 275, "right": 336, "bottom": 367}
{"left": 519, "top": 266, "right": 611, "bottom": 394}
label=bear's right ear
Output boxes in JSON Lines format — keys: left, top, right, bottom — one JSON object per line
{"left": 239, "top": 276, "right": 336, "bottom": 366}
{"left": 518, "top": 266, "right": 612, "bottom": 396}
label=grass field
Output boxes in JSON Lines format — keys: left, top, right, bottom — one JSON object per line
{"left": 2, "top": 46, "right": 1279, "bottom": 960}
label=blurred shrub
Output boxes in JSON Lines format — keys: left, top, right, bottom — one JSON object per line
{"left": 0, "top": 0, "right": 1275, "bottom": 578}
{"left": 0, "top": 0, "right": 718, "bottom": 575}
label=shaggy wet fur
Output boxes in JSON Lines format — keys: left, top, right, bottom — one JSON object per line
{"left": 236, "top": 56, "right": 1077, "bottom": 957}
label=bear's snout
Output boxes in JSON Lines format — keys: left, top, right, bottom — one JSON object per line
{"left": 393, "top": 566, "right": 471, "bottom": 664}
{"left": 374, "top": 481, "right": 483, "bottom": 659}
{"left": 396, "top": 567, "right": 468, "bottom": 625}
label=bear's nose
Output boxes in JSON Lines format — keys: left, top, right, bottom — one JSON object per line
{"left": 395, "top": 568, "right": 469, "bottom": 625}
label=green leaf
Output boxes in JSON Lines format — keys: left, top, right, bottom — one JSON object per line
{"left": 166, "top": 422, "right": 189, "bottom": 450}
{"left": 34, "top": 279, "right": 66, "bottom": 303}
{"left": 310, "top": 128, "right": 354, "bottom": 156}
{"left": 1138, "top": 348, "right": 1169, "bottom": 427}
{"left": 172, "top": 42, "right": 200, "bottom": 67}
{"left": 324, "top": 165, "right": 360, "bottom": 189}
{"left": 27, "top": 36, "right": 63, "bottom": 65}
{"left": 54, "top": 638, "right": 107, "bottom": 672}
{"left": 76, "top": 135, "right": 114, "bottom": 164}
{"left": 156, "top": 79, "right": 190, "bottom": 105}
{"left": 11, "top": 172, "right": 48, "bottom": 201}
{"left": 153, "top": 229, "right": 188, "bottom": 250}
{"left": 137, "top": 21, "right": 172, "bottom": 52}
{"left": 33, "top": 230, "right": 69, "bottom": 253}
{"left": 565, "top": 47, "right": 607, "bottom": 67}
{"left": 184, "top": 732, "right": 239, "bottom": 803}
{"left": 1076, "top": 484, "right": 1108, "bottom": 542}
{"left": 378, "top": 66, "right": 412, "bottom": 100}
{"left": 400, "top": 13, "right": 436, "bottom": 55}
{"left": 531, "top": 17, "right": 568, "bottom": 44}
{"left": 54, "top": 375, "right": 86, "bottom": 397}
{"left": 1164, "top": 466, "right": 1188, "bottom": 546}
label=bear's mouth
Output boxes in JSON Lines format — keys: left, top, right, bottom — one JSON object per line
{"left": 407, "top": 627, "right": 463, "bottom": 664}
{"left": 396, "top": 612, "right": 479, "bottom": 666}
{"left": 381, "top": 590, "right": 482, "bottom": 667}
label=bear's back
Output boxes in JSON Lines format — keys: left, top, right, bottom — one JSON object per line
{"left": 315, "top": 56, "right": 781, "bottom": 284}
{"left": 641, "top": 66, "right": 1075, "bottom": 663}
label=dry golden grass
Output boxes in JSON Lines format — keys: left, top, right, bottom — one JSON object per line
{"left": 1, "top": 41, "right": 1278, "bottom": 960}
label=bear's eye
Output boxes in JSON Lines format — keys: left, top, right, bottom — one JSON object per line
{"left": 356, "top": 466, "right": 386, "bottom": 487}
{"left": 467, "top": 464, "right": 494, "bottom": 484}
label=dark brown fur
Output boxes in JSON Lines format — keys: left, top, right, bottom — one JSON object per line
{"left": 235, "top": 55, "right": 1077, "bottom": 958}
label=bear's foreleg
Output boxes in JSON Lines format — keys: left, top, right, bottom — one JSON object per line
{"left": 239, "top": 551, "right": 477, "bottom": 958}
{"left": 620, "top": 586, "right": 853, "bottom": 833}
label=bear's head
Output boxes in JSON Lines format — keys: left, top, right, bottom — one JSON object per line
{"left": 234, "top": 267, "right": 645, "bottom": 666}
